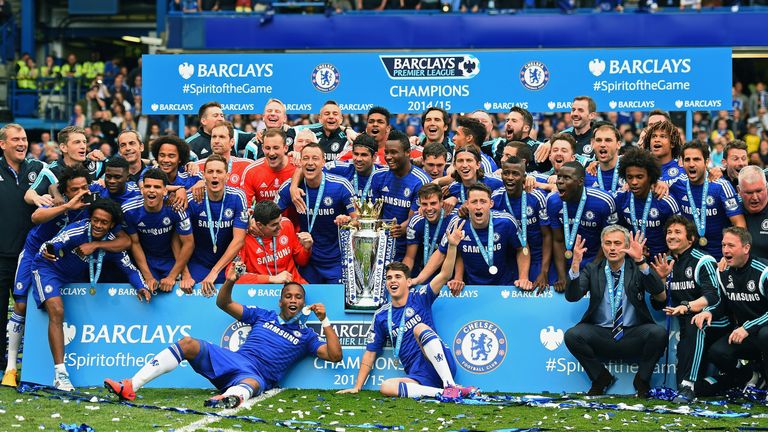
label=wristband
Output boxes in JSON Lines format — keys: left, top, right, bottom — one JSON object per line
{"left": 321, "top": 317, "right": 332, "bottom": 328}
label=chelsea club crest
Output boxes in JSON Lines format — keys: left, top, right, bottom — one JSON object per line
{"left": 453, "top": 320, "right": 507, "bottom": 374}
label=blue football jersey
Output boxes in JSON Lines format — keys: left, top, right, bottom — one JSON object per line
{"left": 406, "top": 212, "right": 457, "bottom": 278}
{"left": 122, "top": 197, "right": 193, "bottom": 260}
{"left": 491, "top": 187, "right": 548, "bottom": 261}
{"left": 187, "top": 186, "right": 249, "bottom": 268}
{"left": 615, "top": 191, "right": 680, "bottom": 257}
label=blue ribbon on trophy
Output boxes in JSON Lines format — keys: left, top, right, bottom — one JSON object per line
{"left": 338, "top": 198, "right": 396, "bottom": 312}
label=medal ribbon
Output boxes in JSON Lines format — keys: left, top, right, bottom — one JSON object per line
{"left": 596, "top": 161, "right": 620, "bottom": 194}
{"left": 86, "top": 223, "right": 105, "bottom": 289}
{"left": 353, "top": 171, "right": 373, "bottom": 199}
{"left": 563, "top": 188, "right": 588, "bottom": 254}
{"left": 304, "top": 173, "right": 326, "bottom": 233}
{"left": 423, "top": 210, "right": 445, "bottom": 267}
{"left": 469, "top": 216, "right": 495, "bottom": 268}
{"left": 629, "top": 192, "right": 654, "bottom": 237}
{"left": 205, "top": 188, "right": 227, "bottom": 253}
{"left": 388, "top": 303, "right": 408, "bottom": 364}
{"left": 505, "top": 191, "right": 528, "bottom": 249}
{"left": 255, "top": 236, "right": 278, "bottom": 276}
{"left": 685, "top": 178, "right": 709, "bottom": 238}
{"left": 603, "top": 261, "right": 625, "bottom": 317}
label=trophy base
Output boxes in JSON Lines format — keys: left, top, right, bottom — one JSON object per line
{"left": 345, "top": 297, "right": 381, "bottom": 313}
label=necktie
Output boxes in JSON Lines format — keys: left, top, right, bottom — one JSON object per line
{"left": 611, "top": 271, "right": 624, "bottom": 342}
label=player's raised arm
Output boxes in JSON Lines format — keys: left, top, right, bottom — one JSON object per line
{"left": 429, "top": 220, "right": 464, "bottom": 294}
{"left": 309, "top": 303, "right": 342, "bottom": 362}
{"left": 216, "top": 261, "right": 245, "bottom": 320}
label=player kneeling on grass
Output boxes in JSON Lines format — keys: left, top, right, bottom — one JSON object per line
{"left": 105, "top": 261, "right": 343, "bottom": 408}
{"left": 339, "top": 220, "right": 478, "bottom": 399}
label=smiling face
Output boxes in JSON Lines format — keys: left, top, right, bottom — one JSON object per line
{"left": 665, "top": 222, "right": 693, "bottom": 255}
{"left": 505, "top": 111, "right": 528, "bottom": 141}
{"left": 118, "top": 132, "right": 143, "bottom": 165}
{"left": 263, "top": 101, "right": 286, "bottom": 129}
{"left": 724, "top": 148, "right": 748, "bottom": 179}
{"left": 156, "top": 143, "right": 181, "bottom": 176}
{"left": 142, "top": 178, "right": 167, "bottom": 210}
{"left": 384, "top": 140, "right": 408, "bottom": 172}
{"left": 549, "top": 140, "right": 576, "bottom": 172}
{"left": 0, "top": 127, "right": 28, "bottom": 166}
{"left": 200, "top": 106, "right": 225, "bottom": 133}
{"left": 423, "top": 109, "right": 448, "bottom": 143}
{"left": 385, "top": 269, "right": 410, "bottom": 301}
{"left": 570, "top": 99, "right": 593, "bottom": 131}
{"left": 64, "top": 176, "right": 90, "bottom": 201}
{"left": 722, "top": 231, "right": 750, "bottom": 268}
{"left": 278, "top": 284, "right": 306, "bottom": 320}
{"left": 320, "top": 103, "right": 342, "bottom": 133}
{"left": 90, "top": 208, "right": 115, "bottom": 240}
{"left": 263, "top": 134, "right": 287, "bottom": 170}
{"left": 351, "top": 146, "right": 374, "bottom": 174}
{"left": 419, "top": 193, "right": 442, "bottom": 224}
{"left": 501, "top": 160, "right": 525, "bottom": 196}
{"left": 255, "top": 215, "right": 282, "bottom": 238}
{"left": 454, "top": 151, "right": 480, "bottom": 183}
{"left": 301, "top": 145, "right": 324, "bottom": 183}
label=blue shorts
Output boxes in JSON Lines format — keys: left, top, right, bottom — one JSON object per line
{"left": 188, "top": 259, "right": 225, "bottom": 284}
{"left": 406, "top": 342, "right": 457, "bottom": 388}
{"left": 300, "top": 261, "right": 342, "bottom": 284}
{"left": 148, "top": 256, "right": 176, "bottom": 280}
{"left": 190, "top": 340, "right": 267, "bottom": 393}
{"left": 31, "top": 268, "right": 65, "bottom": 309}
{"left": 13, "top": 248, "right": 34, "bottom": 303}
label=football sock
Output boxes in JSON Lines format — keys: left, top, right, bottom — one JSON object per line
{"left": 418, "top": 329, "right": 455, "bottom": 387}
{"left": 132, "top": 342, "right": 182, "bottom": 390}
{"left": 54, "top": 363, "right": 67, "bottom": 374}
{"left": 6, "top": 313, "right": 24, "bottom": 372}
{"left": 681, "top": 379, "right": 695, "bottom": 390}
{"left": 397, "top": 381, "right": 443, "bottom": 398}
{"left": 223, "top": 382, "right": 255, "bottom": 401}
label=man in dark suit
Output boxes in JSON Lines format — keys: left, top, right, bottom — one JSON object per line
{"left": 564, "top": 226, "right": 667, "bottom": 398}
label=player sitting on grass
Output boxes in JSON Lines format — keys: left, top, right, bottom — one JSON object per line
{"left": 339, "top": 220, "right": 478, "bottom": 399}
{"left": 104, "top": 261, "right": 343, "bottom": 408}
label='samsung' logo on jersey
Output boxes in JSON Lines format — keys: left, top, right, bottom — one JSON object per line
{"left": 453, "top": 320, "right": 506, "bottom": 374}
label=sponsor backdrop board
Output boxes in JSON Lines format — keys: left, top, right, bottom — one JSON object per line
{"left": 142, "top": 48, "right": 731, "bottom": 115}
{"left": 23, "top": 284, "right": 679, "bottom": 394}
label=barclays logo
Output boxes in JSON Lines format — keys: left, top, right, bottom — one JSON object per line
{"left": 379, "top": 54, "right": 480, "bottom": 80}
{"left": 588, "top": 59, "right": 606, "bottom": 77}
{"left": 540, "top": 326, "right": 564, "bottom": 351}
{"left": 179, "top": 62, "right": 194, "bottom": 80}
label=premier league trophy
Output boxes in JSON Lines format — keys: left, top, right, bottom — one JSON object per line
{"left": 339, "top": 198, "right": 396, "bottom": 312}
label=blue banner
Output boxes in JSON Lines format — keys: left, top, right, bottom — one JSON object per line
{"left": 23, "top": 284, "right": 679, "bottom": 394}
{"left": 142, "top": 48, "right": 731, "bottom": 115}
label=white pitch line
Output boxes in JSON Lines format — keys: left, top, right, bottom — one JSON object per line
{"left": 175, "top": 387, "right": 283, "bottom": 432}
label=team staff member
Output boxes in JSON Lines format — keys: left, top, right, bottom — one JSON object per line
{"left": 0, "top": 124, "right": 49, "bottom": 375}
{"left": 503, "top": 106, "right": 551, "bottom": 173}
{"left": 236, "top": 201, "right": 310, "bottom": 284}
{"left": 243, "top": 98, "right": 300, "bottom": 160}
{"left": 720, "top": 140, "right": 749, "bottom": 191}
{"left": 117, "top": 130, "right": 148, "bottom": 183}
{"left": 693, "top": 227, "right": 768, "bottom": 391}
{"left": 310, "top": 101, "right": 351, "bottom": 162}
{"left": 418, "top": 107, "right": 453, "bottom": 163}
{"left": 669, "top": 141, "right": 745, "bottom": 259}
{"left": 421, "top": 143, "right": 448, "bottom": 181}
{"left": 564, "top": 226, "right": 667, "bottom": 398}
{"left": 187, "top": 102, "right": 255, "bottom": 159}
{"left": 650, "top": 215, "right": 729, "bottom": 402}
{"left": 739, "top": 166, "right": 768, "bottom": 258}
{"left": 563, "top": 96, "right": 597, "bottom": 161}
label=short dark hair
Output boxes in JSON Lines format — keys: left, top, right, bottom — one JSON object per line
{"left": 418, "top": 183, "right": 443, "bottom": 201}
{"left": 723, "top": 226, "right": 752, "bottom": 246}
{"left": 422, "top": 142, "right": 448, "bottom": 160}
{"left": 466, "top": 182, "right": 492, "bottom": 199}
{"left": 421, "top": 106, "right": 449, "bottom": 127}
{"left": 58, "top": 126, "right": 86, "bottom": 145}
{"left": 142, "top": 168, "right": 169, "bottom": 186}
{"left": 504, "top": 141, "right": 533, "bottom": 164}
{"left": 385, "top": 261, "right": 411, "bottom": 278}
{"left": 502, "top": 155, "right": 526, "bottom": 172}
{"left": 386, "top": 130, "right": 410, "bottom": 152}
{"left": 648, "top": 109, "right": 671, "bottom": 122}
{"left": 57, "top": 165, "right": 91, "bottom": 196}
{"left": 560, "top": 161, "right": 586, "bottom": 180}
{"left": 281, "top": 281, "right": 306, "bottom": 298}
{"left": 664, "top": 215, "right": 697, "bottom": 244}
{"left": 352, "top": 134, "right": 376, "bottom": 156}
{"left": 105, "top": 157, "right": 129, "bottom": 172}
{"left": 724, "top": 140, "right": 748, "bottom": 159}
{"left": 641, "top": 120, "right": 683, "bottom": 159}
{"left": 252, "top": 200, "right": 282, "bottom": 224}
{"left": 321, "top": 100, "right": 340, "bottom": 110}
{"left": 367, "top": 106, "right": 391, "bottom": 123}
{"left": 90, "top": 198, "right": 123, "bottom": 226}
{"left": 151, "top": 135, "right": 190, "bottom": 166}
{"left": 573, "top": 95, "right": 596, "bottom": 113}
{"left": 301, "top": 142, "right": 324, "bottom": 156}
{"left": 456, "top": 116, "right": 487, "bottom": 146}
{"left": 509, "top": 107, "right": 533, "bottom": 128}
{"left": 549, "top": 133, "right": 578, "bottom": 154}
{"left": 593, "top": 121, "right": 621, "bottom": 142}
{"left": 198, "top": 101, "right": 222, "bottom": 120}
{"left": 682, "top": 140, "right": 710, "bottom": 161}
{"left": 618, "top": 147, "right": 661, "bottom": 185}
{"left": 211, "top": 120, "right": 234, "bottom": 139}
{"left": 264, "top": 127, "right": 287, "bottom": 144}
{"left": 204, "top": 153, "right": 229, "bottom": 172}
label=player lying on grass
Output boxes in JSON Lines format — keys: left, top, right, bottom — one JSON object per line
{"left": 339, "top": 220, "right": 478, "bottom": 399}
{"left": 105, "top": 260, "right": 343, "bottom": 408}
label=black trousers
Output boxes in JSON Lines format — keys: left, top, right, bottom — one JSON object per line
{"left": 0, "top": 256, "right": 19, "bottom": 371}
{"left": 675, "top": 317, "right": 730, "bottom": 385}
{"left": 709, "top": 326, "right": 768, "bottom": 380}
{"left": 564, "top": 322, "right": 667, "bottom": 382}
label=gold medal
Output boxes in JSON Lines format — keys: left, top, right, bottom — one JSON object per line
{"left": 523, "top": 247, "right": 529, "bottom": 256}
{"left": 699, "top": 237, "right": 707, "bottom": 247}
{"left": 564, "top": 250, "right": 573, "bottom": 260}
{"left": 89, "top": 287, "right": 96, "bottom": 296}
